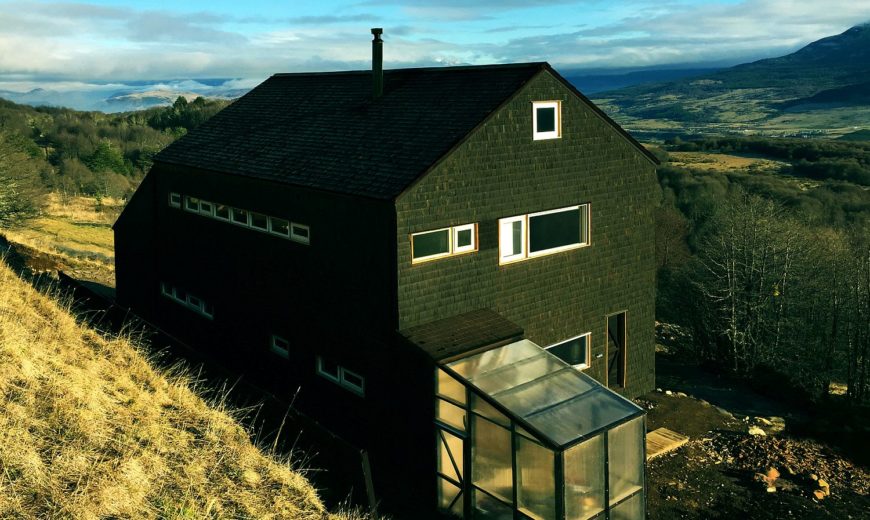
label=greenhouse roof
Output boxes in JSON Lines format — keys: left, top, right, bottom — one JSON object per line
{"left": 446, "top": 339, "right": 643, "bottom": 448}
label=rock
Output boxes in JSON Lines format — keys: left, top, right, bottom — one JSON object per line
{"left": 810, "top": 474, "right": 819, "bottom": 481}
{"left": 757, "top": 417, "right": 773, "bottom": 426}
{"left": 818, "top": 479, "right": 830, "bottom": 496}
{"left": 767, "top": 486, "right": 776, "bottom": 493}
{"left": 748, "top": 426, "right": 766, "bottom": 436}
{"left": 656, "top": 388, "right": 663, "bottom": 393}
{"left": 676, "top": 392, "right": 688, "bottom": 398}
{"left": 814, "top": 489, "right": 826, "bottom": 500}
{"left": 665, "top": 390, "right": 673, "bottom": 396}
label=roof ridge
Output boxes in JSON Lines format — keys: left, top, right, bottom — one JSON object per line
{"left": 272, "top": 62, "right": 548, "bottom": 77}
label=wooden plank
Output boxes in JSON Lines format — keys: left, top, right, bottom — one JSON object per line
{"left": 646, "top": 427, "right": 689, "bottom": 461}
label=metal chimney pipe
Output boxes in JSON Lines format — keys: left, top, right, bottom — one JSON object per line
{"left": 371, "top": 28, "right": 383, "bottom": 99}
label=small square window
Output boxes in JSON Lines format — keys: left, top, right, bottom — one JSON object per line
{"left": 214, "top": 204, "right": 231, "bottom": 221}
{"left": 270, "top": 217, "right": 290, "bottom": 237}
{"left": 290, "top": 223, "right": 310, "bottom": 244}
{"left": 316, "top": 356, "right": 341, "bottom": 383}
{"left": 341, "top": 369, "right": 365, "bottom": 396}
{"left": 251, "top": 212, "right": 269, "bottom": 231}
{"left": 270, "top": 335, "right": 290, "bottom": 359}
{"left": 453, "top": 224, "right": 477, "bottom": 254}
{"left": 533, "top": 101, "right": 561, "bottom": 140}
{"left": 199, "top": 200, "right": 213, "bottom": 216}
{"left": 168, "top": 192, "right": 181, "bottom": 208}
{"left": 184, "top": 196, "right": 200, "bottom": 212}
{"left": 231, "top": 207, "right": 249, "bottom": 226}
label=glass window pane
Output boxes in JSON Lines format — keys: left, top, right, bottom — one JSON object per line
{"left": 610, "top": 491, "right": 644, "bottom": 520}
{"left": 470, "top": 394, "right": 509, "bottom": 427}
{"left": 548, "top": 335, "right": 590, "bottom": 367}
{"left": 214, "top": 204, "right": 230, "bottom": 220}
{"left": 438, "top": 429, "right": 464, "bottom": 483}
{"left": 511, "top": 220, "right": 523, "bottom": 255}
{"left": 536, "top": 107, "right": 556, "bottom": 133}
{"left": 185, "top": 196, "right": 199, "bottom": 211}
{"left": 517, "top": 436, "right": 555, "bottom": 520}
{"left": 457, "top": 228, "right": 472, "bottom": 248}
{"left": 437, "top": 398, "right": 467, "bottom": 432}
{"left": 565, "top": 434, "right": 605, "bottom": 520}
{"left": 529, "top": 208, "right": 580, "bottom": 253}
{"left": 608, "top": 417, "right": 644, "bottom": 505}
{"left": 251, "top": 212, "right": 268, "bottom": 230}
{"left": 437, "top": 368, "right": 467, "bottom": 405}
{"left": 270, "top": 217, "right": 290, "bottom": 236}
{"left": 438, "top": 476, "right": 463, "bottom": 513}
{"left": 473, "top": 488, "right": 513, "bottom": 520}
{"left": 291, "top": 223, "right": 310, "bottom": 243}
{"left": 232, "top": 207, "right": 249, "bottom": 225}
{"left": 471, "top": 416, "right": 513, "bottom": 504}
{"left": 412, "top": 229, "right": 450, "bottom": 259}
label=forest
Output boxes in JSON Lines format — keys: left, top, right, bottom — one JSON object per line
{"left": 653, "top": 139, "right": 870, "bottom": 406}
{"left": 0, "top": 96, "right": 229, "bottom": 225}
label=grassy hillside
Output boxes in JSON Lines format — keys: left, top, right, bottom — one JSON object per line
{"left": 0, "top": 259, "right": 344, "bottom": 519}
{"left": 595, "top": 24, "right": 870, "bottom": 137}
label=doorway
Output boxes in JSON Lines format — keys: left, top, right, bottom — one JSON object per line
{"left": 607, "top": 311, "right": 627, "bottom": 389}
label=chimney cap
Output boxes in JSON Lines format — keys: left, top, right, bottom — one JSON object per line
{"left": 371, "top": 27, "right": 383, "bottom": 38}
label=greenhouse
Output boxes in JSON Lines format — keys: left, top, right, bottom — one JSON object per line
{"left": 435, "top": 339, "right": 645, "bottom": 520}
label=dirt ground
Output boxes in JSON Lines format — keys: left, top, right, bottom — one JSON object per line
{"left": 645, "top": 337, "right": 870, "bottom": 519}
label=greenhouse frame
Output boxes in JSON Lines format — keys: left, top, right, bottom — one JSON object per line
{"left": 434, "top": 339, "right": 646, "bottom": 520}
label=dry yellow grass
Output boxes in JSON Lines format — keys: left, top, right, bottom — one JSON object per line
{"left": 668, "top": 151, "right": 788, "bottom": 173}
{"left": 0, "top": 259, "right": 340, "bottom": 519}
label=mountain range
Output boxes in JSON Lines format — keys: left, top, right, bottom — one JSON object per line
{"left": 593, "top": 23, "right": 870, "bottom": 137}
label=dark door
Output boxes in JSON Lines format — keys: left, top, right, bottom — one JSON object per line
{"left": 607, "top": 312, "right": 627, "bottom": 388}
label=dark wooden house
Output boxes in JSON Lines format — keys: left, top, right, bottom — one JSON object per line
{"left": 114, "top": 29, "right": 658, "bottom": 519}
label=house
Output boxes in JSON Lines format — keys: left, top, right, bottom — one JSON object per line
{"left": 114, "top": 29, "right": 658, "bottom": 519}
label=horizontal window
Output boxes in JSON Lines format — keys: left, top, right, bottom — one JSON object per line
{"left": 499, "top": 204, "right": 589, "bottom": 264}
{"left": 160, "top": 282, "right": 213, "bottom": 319}
{"left": 316, "top": 356, "right": 365, "bottom": 396}
{"left": 290, "top": 223, "right": 310, "bottom": 245}
{"left": 547, "top": 332, "right": 591, "bottom": 369}
{"left": 176, "top": 193, "right": 310, "bottom": 246}
{"left": 411, "top": 223, "right": 478, "bottom": 264}
{"left": 270, "top": 334, "right": 290, "bottom": 359}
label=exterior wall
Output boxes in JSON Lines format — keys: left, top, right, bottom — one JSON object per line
{"left": 119, "top": 162, "right": 398, "bottom": 444}
{"left": 114, "top": 171, "right": 158, "bottom": 316}
{"left": 396, "top": 70, "right": 657, "bottom": 397}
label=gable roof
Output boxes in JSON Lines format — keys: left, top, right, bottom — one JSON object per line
{"left": 156, "top": 62, "right": 657, "bottom": 200}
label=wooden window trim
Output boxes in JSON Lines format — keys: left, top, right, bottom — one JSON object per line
{"left": 168, "top": 192, "right": 181, "bottom": 208}
{"left": 411, "top": 223, "right": 478, "bottom": 265}
{"left": 546, "top": 332, "right": 592, "bottom": 370}
{"left": 532, "top": 100, "right": 561, "bottom": 141}
{"left": 499, "top": 204, "right": 590, "bottom": 265}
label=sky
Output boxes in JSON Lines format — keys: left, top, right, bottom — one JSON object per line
{"left": 1, "top": 0, "right": 870, "bottom": 85}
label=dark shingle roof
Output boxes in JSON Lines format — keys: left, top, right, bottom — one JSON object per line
{"left": 400, "top": 309, "right": 524, "bottom": 363}
{"left": 156, "top": 63, "right": 546, "bottom": 199}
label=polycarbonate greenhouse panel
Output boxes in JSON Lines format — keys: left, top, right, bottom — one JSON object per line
{"left": 447, "top": 339, "right": 642, "bottom": 448}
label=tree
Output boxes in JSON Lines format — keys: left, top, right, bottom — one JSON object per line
{"left": 0, "top": 132, "right": 43, "bottom": 226}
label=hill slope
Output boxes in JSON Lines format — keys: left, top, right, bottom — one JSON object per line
{"left": 0, "top": 260, "right": 334, "bottom": 519}
{"left": 596, "top": 24, "right": 870, "bottom": 136}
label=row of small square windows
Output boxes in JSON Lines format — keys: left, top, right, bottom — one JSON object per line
{"left": 159, "top": 285, "right": 365, "bottom": 396}
{"left": 271, "top": 336, "right": 365, "bottom": 396}
{"left": 411, "top": 204, "right": 590, "bottom": 265}
{"left": 168, "top": 193, "right": 310, "bottom": 245}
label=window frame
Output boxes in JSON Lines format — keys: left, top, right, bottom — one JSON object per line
{"left": 498, "top": 215, "right": 527, "bottom": 265}
{"left": 160, "top": 282, "right": 213, "bottom": 320}
{"left": 290, "top": 223, "right": 310, "bottom": 245}
{"left": 499, "top": 204, "right": 590, "bottom": 265}
{"left": 452, "top": 223, "right": 477, "bottom": 254}
{"left": 184, "top": 196, "right": 200, "bottom": 213}
{"left": 316, "top": 356, "right": 341, "bottom": 384}
{"left": 168, "top": 192, "right": 181, "bottom": 208}
{"left": 532, "top": 100, "right": 561, "bottom": 140}
{"left": 316, "top": 356, "right": 365, "bottom": 397}
{"left": 341, "top": 368, "right": 366, "bottom": 396}
{"left": 546, "top": 332, "right": 592, "bottom": 370}
{"left": 411, "top": 227, "right": 452, "bottom": 263}
{"left": 411, "top": 223, "right": 479, "bottom": 265}
{"left": 270, "top": 334, "right": 290, "bottom": 359}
